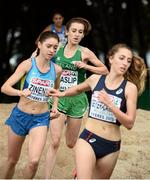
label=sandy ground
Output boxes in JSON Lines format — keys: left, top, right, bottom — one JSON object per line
{"left": 0, "top": 103, "right": 150, "bottom": 179}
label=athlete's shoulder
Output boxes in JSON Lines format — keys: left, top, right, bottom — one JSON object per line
{"left": 91, "top": 73, "right": 101, "bottom": 78}
{"left": 80, "top": 46, "right": 92, "bottom": 55}
{"left": 87, "top": 74, "right": 102, "bottom": 89}
{"left": 126, "top": 81, "right": 138, "bottom": 95}
{"left": 19, "top": 58, "right": 32, "bottom": 69}
{"left": 89, "top": 74, "right": 101, "bottom": 81}
{"left": 15, "top": 58, "right": 32, "bottom": 75}
{"left": 54, "top": 63, "right": 62, "bottom": 74}
{"left": 79, "top": 45, "right": 88, "bottom": 51}
{"left": 126, "top": 81, "right": 137, "bottom": 89}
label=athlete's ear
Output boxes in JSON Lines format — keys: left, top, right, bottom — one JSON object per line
{"left": 109, "top": 55, "right": 113, "bottom": 65}
{"left": 65, "top": 30, "right": 69, "bottom": 36}
{"left": 37, "top": 41, "right": 42, "bottom": 49}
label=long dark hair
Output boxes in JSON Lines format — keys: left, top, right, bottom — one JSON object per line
{"left": 36, "top": 31, "right": 59, "bottom": 55}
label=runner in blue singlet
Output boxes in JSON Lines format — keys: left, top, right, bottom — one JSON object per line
{"left": 1, "top": 31, "right": 62, "bottom": 179}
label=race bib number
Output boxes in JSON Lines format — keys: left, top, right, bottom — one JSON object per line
{"left": 27, "top": 77, "right": 54, "bottom": 102}
{"left": 60, "top": 70, "right": 78, "bottom": 91}
{"left": 89, "top": 91, "right": 122, "bottom": 123}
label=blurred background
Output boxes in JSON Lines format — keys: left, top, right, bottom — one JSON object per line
{"left": 0, "top": 0, "right": 150, "bottom": 109}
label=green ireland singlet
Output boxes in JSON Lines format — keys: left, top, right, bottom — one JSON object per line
{"left": 49, "top": 45, "right": 88, "bottom": 118}
{"left": 55, "top": 45, "right": 86, "bottom": 91}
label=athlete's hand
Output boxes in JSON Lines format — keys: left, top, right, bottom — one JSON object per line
{"left": 98, "top": 89, "right": 113, "bottom": 107}
{"left": 18, "top": 89, "right": 31, "bottom": 97}
{"left": 47, "top": 88, "right": 65, "bottom": 97}
{"left": 74, "top": 61, "right": 87, "bottom": 69}
{"left": 50, "top": 108, "right": 59, "bottom": 119}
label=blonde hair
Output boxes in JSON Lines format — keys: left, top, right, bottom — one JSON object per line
{"left": 125, "top": 55, "right": 147, "bottom": 95}
{"left": 107, "top": 43, "right": 147, "bottom": 95}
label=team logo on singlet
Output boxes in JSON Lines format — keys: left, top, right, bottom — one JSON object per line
{"left": 116, "top": 88, "right": 123, "bottom": 95}
{"left": 56, "top": 57, "right": 61, "bottom": 61}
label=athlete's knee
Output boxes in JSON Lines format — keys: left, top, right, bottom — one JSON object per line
{"left": 27, "top": 159, "right": 39, "bottom": 172}
{"left": 67, "top": 143, "right": 74, "bottom": 148}
{"left": 66, "top": 140, "right": 76, "bottom": 148}
{"left": 7, "top": 156, "right": 19, "bottom": 167}
{"left": 51, "top": 136, "right": 61, "bottom": 149}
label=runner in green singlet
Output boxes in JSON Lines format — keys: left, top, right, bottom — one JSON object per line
{"left": 49, "top": 45, "right": 88, "bottom": 117}
{"left": 45, "top": 17, "right": 109, "bottom": 178}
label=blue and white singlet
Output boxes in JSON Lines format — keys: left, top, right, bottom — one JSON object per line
{"left": 51, "top": 24, "right": 67, "bottom": 45}
{"left": 21, "top": 58, "right": 56, "bottom": 102}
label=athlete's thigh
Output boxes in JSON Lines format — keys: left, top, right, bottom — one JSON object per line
{"left": 7, "top": 127, "right": 25, "bottom": 160}
{"left": 93, "top": 151, "right": 120, "bottom": 179}
{"left": 28, "top": 126, "right": 48, "bottom": 160}
{"left": 75, "top": 138, "right": 96, "bottom": 179}
{"left": 65, "top": 117, "right": 82, "bottom": 144}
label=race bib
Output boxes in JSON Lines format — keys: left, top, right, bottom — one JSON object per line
{"left": 89, "top": 91, "right": 122, "bottom": 123}
{"left": 60, "top": 70, "right": 78, "bottom": 91}
{"left": 27, "top": 77, "right": 54, "bottom": 102}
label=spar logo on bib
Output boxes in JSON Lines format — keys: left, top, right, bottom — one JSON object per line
{"left": 27, "top": 77, "right": 54, "bottom": 102}
{"left": 31, "top": 78, "right": 51, "bottom": 87}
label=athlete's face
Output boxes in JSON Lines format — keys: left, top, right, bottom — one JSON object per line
{"left": 38, "top": 37, "right": 59, "bottom": 60}
{"left": 66, "top": 22, "right": 85, "bottom": 45}
{"left": 109, "top": 48, "right": 133, "bottom": 75}
{"left": 53, "top": 14, "right": 64, "bottom": 27}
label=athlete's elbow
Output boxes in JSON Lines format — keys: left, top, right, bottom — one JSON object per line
{"left": 126, "top": 120, "right": 135, "bottom": 130}
{"left": 126, "top": 125, "right": 133, "bottom": 130}
{"left": 102, "top": 67, "right": 109, "bottom": 75}
{"left": 1, "top": 84, "right": 10, "bottom": 95}
{"left": 1, "top": 84, "right": 6, "bottom": 94}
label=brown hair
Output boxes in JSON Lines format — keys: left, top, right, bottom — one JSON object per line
{"left": 107, "top": 43, "right": 147, "bottom": 95}
{"left": 36, "top": 31, "right": 59, "bottom": 56}
{"left": 66, "top": 17, "right": 92, "bottom": 36}
{"left": 38, "top": 31, "right": 59, "bottom": 43}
